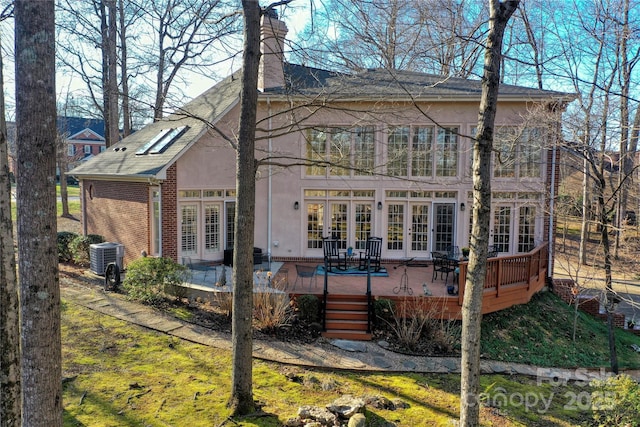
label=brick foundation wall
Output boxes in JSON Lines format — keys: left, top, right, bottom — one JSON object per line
{"left": 161, "top": 164, "right": 178, "bottom": 262}
{"left": 552, "top": 278, "right": 576, "bottom": 304}
{"left": 83, "top": 179, "right": 149, "bottom": 266}
{"left": 552, "top": 278, "right": 628, "bottom": 331}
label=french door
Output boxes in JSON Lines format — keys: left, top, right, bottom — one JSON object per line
{"left": 305, "top": 200, "right": 373, "bottom": 253}
{"left": 408, "top": 203, "right": 430, "bottom": 258}
{"left": 387, "top": 202, "right": 446, "bottom": 258}
{"left": 178, "top": 201, "right": 229, "bottom": 260}
{"left": 432, "top": 203, "right": 455, "bottom": 252}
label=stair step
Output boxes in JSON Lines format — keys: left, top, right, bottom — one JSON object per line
{"left": 326, "top": 301, "right": 369, "bottom": 311}
{"left": 325, "top": 319, "right": 369, "bottom": 331}
{"left": 325, "top": 310, "right": 368, "bottom": 321}
{"left": 322, "top": 330, "right": 372, "bottom": 341}
{"left": 325, "top": 294, "right": 369, "bottom": 302}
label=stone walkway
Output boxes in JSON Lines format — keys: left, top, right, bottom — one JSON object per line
{"left": 61, "top": 281, "right": 640, "bottom": 383}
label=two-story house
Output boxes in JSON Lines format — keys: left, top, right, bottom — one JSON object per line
{"left": 70, "top": 13, "right": 574, "bottom": 270}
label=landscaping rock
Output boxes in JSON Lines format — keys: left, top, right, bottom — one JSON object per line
{"left": 283, "top": 418, "right": 303, "bottom": 427}
{"left": 364, "top": 394, "right": 394, "bottom": 410}
{"left": 372, "top": 356, "right": 393, "bottom": 369}
{"left": 326, "top": 395, "right": 365, "bottom": 418}
{"left": 391, "top": 398, "right": 410, "bottom": 409}
{"left": 297, "top": 406, "right": 337, "bottom": 425}
{"left": 348, "top": 413, "right": 366, "bottom": 427}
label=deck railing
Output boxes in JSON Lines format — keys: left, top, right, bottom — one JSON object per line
{"left": 456, "top": 242, "right": 549, "bottom": 309}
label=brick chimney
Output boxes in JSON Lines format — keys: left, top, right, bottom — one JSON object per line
{"left": 258, "top": 9, "right": 288, "bottom": 92}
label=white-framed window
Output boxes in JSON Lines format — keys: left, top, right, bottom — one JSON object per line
{"left": 204, "top": 204, "right": 220, "bottom": 252}
{"left": 150, "top": 188, "right": 161, "bottom": 256}
{"left": 387, "top": 126, "right": 409, "bottom": 177}
{"left": 493, "top": 127, "right": 542, "bottom": 179}
{"left": 305, "top": 126, "right": 376, "bottom": 177}
{"left": 84, "top": 145, "right": 92, "bottom": 155}
{"left": 386, "top": 126, "right": 458, "bottom": 177}
{"left": 99, "top": 146, "right": 106, "bottom": 153}
{"left": 435, "top": 127, "right": 458, "bottom": 177}
{"left": 67, "top": 144, "right": 76, "bottom": 156}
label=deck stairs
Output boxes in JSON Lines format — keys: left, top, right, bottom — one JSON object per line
{"left": 321, "top": 294, "right": 372, "bottom": 341}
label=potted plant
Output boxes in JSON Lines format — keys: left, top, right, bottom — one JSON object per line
{"left": 461, "top": 247, "right": 470, "bottom": 257}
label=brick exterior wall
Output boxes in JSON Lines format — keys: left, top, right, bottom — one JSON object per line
{"left": 83, "top": 179, "right": 149, "bottom": 266}
{"left": 161, "top": 164, "right": 178, "bottom": 263}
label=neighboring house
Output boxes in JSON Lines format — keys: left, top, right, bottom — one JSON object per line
{"left": 70, "top": 13, "right": 575, "bottom": 269}
{"left": 58, "top": 116, "right": 106, "bottom": 171}
{"left": 7, "top": 116, "right": 106, "bottom": 178}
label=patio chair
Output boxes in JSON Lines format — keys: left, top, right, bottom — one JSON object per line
{"left": 431, "top": 252, "right": 456, "bottom": 284}
{"left": 446, "top": 245, "right": 460, "bottom": 259}
{"left": 323, "top": 237, "right": 346, "bottom": 271}
{"left": 358, "top": 236, "right": 382, "bottom": 272}
{"left": 487, "top": 245, "right": 499, "bottom": 258}
{"left": 294, "top": 264, "right": 317, "bottom": 289}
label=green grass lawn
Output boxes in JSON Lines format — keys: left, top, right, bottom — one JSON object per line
{"left": 9, "top": 184, "right": 80, "bottom": 219}
{"left": 61, "top": 300, "right": 595, "bottom": 426}
{"left": 481, "top": 292, "right": 640, "bottom": 369}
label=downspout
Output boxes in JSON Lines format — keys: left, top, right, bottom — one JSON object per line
{"left": 158, "top": 184, "right": 163, "bottom": 257}
{"left": 81, "top": 180, "right": 87, "bottom": 236}
{"left": 267, "top": 96, "right": 273, "bottom": 263}
{"left": 547, "top": 117, "right": 559, "bottom": 279}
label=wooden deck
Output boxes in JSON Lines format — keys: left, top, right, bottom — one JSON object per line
{"left": 280, "top": 243, "right": 549, "bottom": 321}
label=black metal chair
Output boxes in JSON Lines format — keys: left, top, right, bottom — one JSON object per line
{"left": 323, "top": 237, "right": 346, "bottom": 271}
{"left": 294, "top": 264, "right": 317, "bottom": 289}
{"left": 431, "top": 252, "right": 456, "bottom": 284}
{"left": 358, "top": 236, "right": 382, "bottom": 272}
{"left": 487, "top": 245, "right": 500, "bottom": 258}
{"left": 446, "top": 245, "right": 460, "bottom": 259}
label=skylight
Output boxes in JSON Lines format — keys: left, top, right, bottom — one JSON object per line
{"left": 136, "top": 126, "right": 188, "bottom": 155}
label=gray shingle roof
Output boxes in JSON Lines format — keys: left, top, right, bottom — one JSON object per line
{"left": 70, "top": 72, "right": 242, "bottom": 180}
{"left": 274, "top": 64, "right": 573, "bottom": 101}
{"left": 70, "top": 64, "right": 573, "bottom": 180}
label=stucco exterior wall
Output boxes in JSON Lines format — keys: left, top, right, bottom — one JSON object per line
{"left": 82, "top": 179, "right": 150, "bottom": 266}
{"left": 171, "top": 97, "right": 558, "bottom": 263}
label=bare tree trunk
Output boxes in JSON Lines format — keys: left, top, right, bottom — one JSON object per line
{"left": 579, "top": 155, "right": 589, "bottom": 264}
{"left": 119, "top": 0, "right": 131, "bottom": 137}
{"left": 57, "top": 135, "right": 72, "bottom": 218}
{"left": 0, "top": 34, "right": 20, "bottom": 427}
{"left": 100, "top": 0, "right": 111, "bottom": 145}
{"left": 614, "top": 0, "right": 634, "bottom": 258}
{"left": 107, "top": 0, "right": 119, "bottom": 146}
{"left": 15, "top": 0, "right": 62, "bottom": 425}
{"left": 228, "top": 0, "right": 260, "bottom": 416}
{"left": 460, "top": 1, "right": 518, "bottom": 425}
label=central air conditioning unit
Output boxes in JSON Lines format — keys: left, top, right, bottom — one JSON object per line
{"left": 90, "top": 242, "right": 124, "bottom": 275}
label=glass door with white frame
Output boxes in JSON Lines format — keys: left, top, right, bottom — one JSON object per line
{"left": 432, "top": 203, "right": 455, "bottom": 252}
{"left": 386, "top": 203, "right": 405, "bottom": 254}
{"left": 180, "top": 204, "right": 198, "bottom": 257}
{"left": 492, "top": 205, "right": 511, "bottom": 253}
{"left": 329, "top": 202, "right": 348, "bottom": 249}
{"left": 225, "top": 201, "right": 235, "bottom": 250}
{"left": 408, "top": 203, "right": 430, "bottom": 258}
{"left": 354, "top": 203, "right": 373, "bottom": 250}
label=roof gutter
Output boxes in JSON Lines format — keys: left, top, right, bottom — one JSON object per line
{"left": 258, "top": 93, "right": 578, "bottom": 104}
{"left": 267, "top": 96, "right": 273, "bottom": 263}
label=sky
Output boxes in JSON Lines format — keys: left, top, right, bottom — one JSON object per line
{"left": 182, "top": 3, "right": 310, "bottom": 101}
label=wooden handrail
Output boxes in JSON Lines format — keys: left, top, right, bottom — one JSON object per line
{"left": 456, "top": 242, "right": 549, "bottom": 303}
